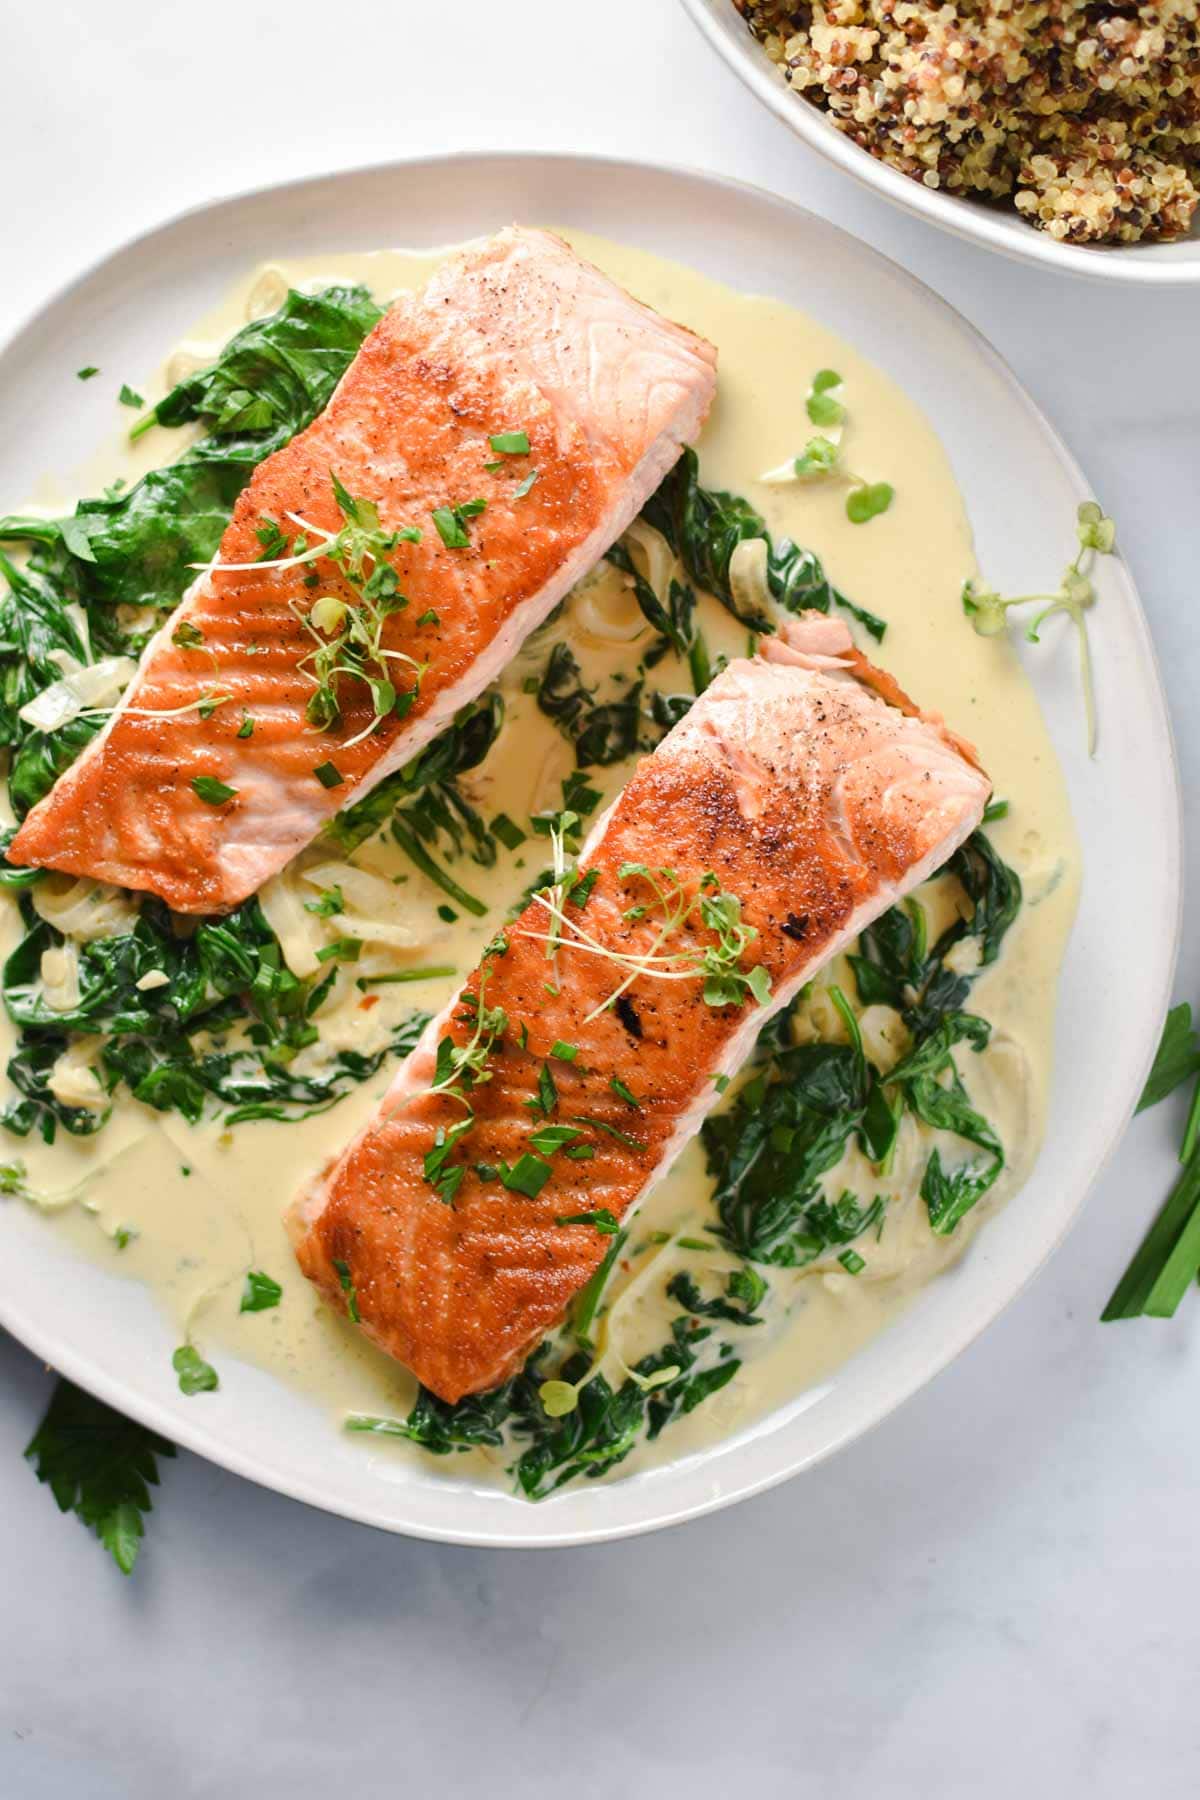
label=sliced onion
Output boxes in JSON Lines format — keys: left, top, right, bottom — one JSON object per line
{"left": 18, "top": 656, "right": 137, "bottom": 734}
{"left": 728, "top": 537, "right": 771, "bottom": 622}
{"left": 33, "top": 878, "right": 140, "bottom": 943}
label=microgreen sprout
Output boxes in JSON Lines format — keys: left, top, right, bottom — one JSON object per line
{"left": 517, "top": 863, "right": 771, "bottom": 1022}
{"left": 760, "top": 370, "right": 894, "bottom": 524}
{"left": 199, "top": 471, "right": 426, "bottom": 742}
{"left": 962, "top": 501, "right": 1115, "bottom": 755}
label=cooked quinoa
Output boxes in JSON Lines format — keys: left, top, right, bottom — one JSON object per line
{"left": 735, "top": 1, "right": 1200, "bottom": 244}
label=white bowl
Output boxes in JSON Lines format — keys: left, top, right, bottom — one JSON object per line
{"left": 681, "top": 0, "right": 1200, "bottom": 286}
{"left": 0, "top": 152, "right": 1181, "bottom": 1546}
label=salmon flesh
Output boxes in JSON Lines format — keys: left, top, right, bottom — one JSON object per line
{"left": 10, "top": 228, "right": 717, "bottom": 912}
{"left": 289, "top": 615, "right": 992, "bottom": 1402}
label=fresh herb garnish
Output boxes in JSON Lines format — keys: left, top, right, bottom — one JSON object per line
{"left": 240, "top": 1270, "right": 283, "bottom": 1313}
{"left": 190, "top": 775, "right": 237, "bottom": 806}
{"left": 432, "top": 499, "right": 486, "bottom": 549}
{"left": 333, "top": 1258, "right": 361, "bottom": 1323}
{"left": 118, "top": 384, "right": 145, "bottom": 410}
{"left": 25, "top": 1377, "right": 175, "bottom": 1574}
{"left": 488, "top": 431, "right": 530, "bottom": 455}
{"left": 172, "top": 1344, "right": 219, "bottom": 1395}
{"left": 313, "top": 760, "right": 344, "bottom": 789}
{"left": 963, "top": 501, "right": 1115, "bottom": 755}
{"left": 556, "top": 1209, "right": 621, "bottom": 1235}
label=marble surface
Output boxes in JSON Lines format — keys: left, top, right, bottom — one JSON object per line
{"left": 3, "top": 3, "right": 1198, "bottom": 1794}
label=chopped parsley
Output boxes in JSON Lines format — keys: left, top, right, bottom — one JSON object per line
{"left": 190, "top": 775, "right": 237, "bottom": 806}
{"left": 333, "top": 1258, "right": 361, "bottom": 1322}
{"left": 240, "top": 1270, "right": 283, "bottom": 1313}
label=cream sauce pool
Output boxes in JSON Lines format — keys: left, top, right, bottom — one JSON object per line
{"left": 4, "top": 233, "right": 1080, "bottom": 1489}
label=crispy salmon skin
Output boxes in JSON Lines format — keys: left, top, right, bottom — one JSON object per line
{"left": 10, "top": 228, "right": 716, "bottom": 912}
{"left": 289, "top": 615, "right": 991, "bottom": 1403}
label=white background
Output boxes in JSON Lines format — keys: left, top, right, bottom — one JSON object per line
{"left": 3, "top": 4, "right": 1198, "bottom": 1795}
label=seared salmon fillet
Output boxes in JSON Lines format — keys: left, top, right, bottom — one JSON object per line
{"left": 289, "top": 615, "right": 992, "bottom": 1402}
{"left": 10, "top": 228, "right": 716, "bottom": 912}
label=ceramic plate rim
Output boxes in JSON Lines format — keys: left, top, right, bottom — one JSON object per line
{"left": 0, "top": 151, "right": 1181, "bottom": 1548}
{"left": 679, "top": 0, "right": 1200, "bottom": 287}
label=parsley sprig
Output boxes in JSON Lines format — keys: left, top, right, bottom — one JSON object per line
{"left": 25, "top": 1377, "right": 175, "bottom": 1575}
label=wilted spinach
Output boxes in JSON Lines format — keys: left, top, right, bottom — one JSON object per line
{"left": 642, "top": 447, "right": 887, "bottom": 642}
{"left": 0, "top": 890, "right": 429, "bottom": 1141}
{"left": 0, "top": 286, "right": 381, "bottom": 622}
{"left": 348, "top": 1313, "right": 738, "bottom": 1499}
{"left": 704, "top": 830, "right": 1021, "bottom": 1258}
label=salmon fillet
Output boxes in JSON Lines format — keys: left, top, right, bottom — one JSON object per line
{"left": 289, "top": 615, "right": 992, "bottom": 1402}
{"left": 10, "top": 228, "right": 716, "bottom": 912}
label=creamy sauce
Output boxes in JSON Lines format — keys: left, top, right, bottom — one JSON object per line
{"left": 4, "top": 233, "right": 1079, "bottom": 1489}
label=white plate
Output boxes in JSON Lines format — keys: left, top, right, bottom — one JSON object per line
{"left": 681, "top": 0, "right": 1200, "bottom": 286}
{"left": 0, "top": 153, "right": 1180, "bottom": 1546}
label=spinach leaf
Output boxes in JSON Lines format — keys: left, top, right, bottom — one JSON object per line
{"left": 0, "top": 285, "right": 381, "bottom": 621}
{"left": 325, "top": 692, "right": 504, "bottom": 855}
{"left": 0, "top": 890, "right": 428, "bottom": 1140}
{"left": 535, "top": 647, "right": 665, "bottom": 769}
{"left": 702, "top": 1046, "right": 885, "bottom": 1266}
{"left": 137, "top": 286, "right": 383, "bottom": 451}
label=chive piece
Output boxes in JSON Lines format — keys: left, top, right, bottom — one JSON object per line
{"left": 677, "top": 1237, "right": 718, "bottom": 1252}
{"left": 529, "top": 1124, "right": 583, "bottom": 1155}
{"left": 564, "top": 1145, "right": 595, "bottom": 1161}
{"left": 609, "top": 1075, "right": 641, "bottom": 1110}
{"left": 172, "top": 620, "right": 205, "bottom": 651}
{"left": 391, "top": 817, "right": 487, "bottom": 917}
{"left": 573, "top": 1116, "right": 648, "bottom": 1154}
{"left": 76, "top": 366, "right": 99, "bottom": 381}
{"left": 315, "top": 938, "right": 362, "bottom": 964}
{"left": 437, "top": 904, "right": 458, "bottom": 924}
{"left": 191, "top": 775, "right": 237, "bottom": 806}
{"left": 333, "top": 1258, "right": 361, "bottom": 1323}
{"left": 1101, "top": 1154, "right": 1200, "bottom": 1321}
{"left": 356, "top": 965, "right": 455, "bottom": 989}
{"left": 556, "top": 1209, "right": 620, "bottom": 1236}
{"left": 491, "top": 813, "right": 526, "bottom": 851}
{"left": 712, "top": 1073, "right": 730, "bottom": 1093}
{"left": 484, "top": 460, "right": 505, "bottom": 474}
{"left": 513, "top": 470, "right": 539, "bottom": 499}
{"left": 416, "top": 608, "right": 439, "bottom": 627}
{"left": 499, "top": 1153, "right": 553, "bottom": 1199}
{"left": 983, "top": 798, "right": 1009, "bottom": 822}
{"left": 838, "top": 1249, "right": 866, "bottom": 1275}
{"left": 313, "top": 760, "right": 344, "bottom": 789}
{"left": 550, "top": 1041, "right": 579, "bottom": 1063}
{"left": 237, "top": 715, "right": 254, "bottom": 739}
{"left": 118, "top": 383, "right": 144, "bottom": 409}
{"left": 489, "top": 430, "right": 530, "bottom": 455}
